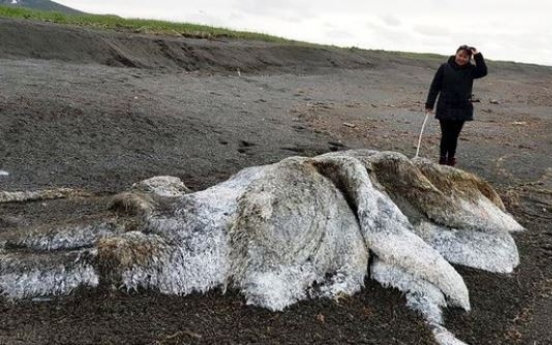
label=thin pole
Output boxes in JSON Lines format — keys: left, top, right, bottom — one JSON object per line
{"left": 415, "top": 112, "right": 430, "bottom": 158}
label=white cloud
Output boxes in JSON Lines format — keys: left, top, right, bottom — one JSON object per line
{"left": 184, "top": 11, "right": 228, "bottom": 28}
{"left": 381, "top": 14, "right": 401, "bottom": 27}
{"left": 326, "top": 29, "right": 355, "bottom": 41}
{"left": 53, "top": 0, "right": 552, "bottom": 65}
{"left": 414, "top": 25, "right": 450, "bottom": 37}
{"left": 232, "top": 0, "right": 316, "bottom": 20}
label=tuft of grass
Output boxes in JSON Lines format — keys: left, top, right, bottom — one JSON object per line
{"left": 0, "top": 5, "right": 293, "bottom": 42}
{"left": 370, "top": 49, "right": 445, "bottom": 62}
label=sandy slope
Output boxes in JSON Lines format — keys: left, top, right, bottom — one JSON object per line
{"left": 1, "top": 17, "right": 552, "bottom": 344}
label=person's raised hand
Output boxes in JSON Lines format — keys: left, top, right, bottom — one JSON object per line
{"left": 470, "top": 47, "right": 479, "bottom": 55}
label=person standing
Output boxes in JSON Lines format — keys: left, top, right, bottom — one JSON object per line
{"left": 425, "top": 45, "right": 488, "bottom": 166}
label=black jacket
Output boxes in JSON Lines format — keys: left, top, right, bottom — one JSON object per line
{"left": 425, "top": 53, "right": 487, "bottom": 121}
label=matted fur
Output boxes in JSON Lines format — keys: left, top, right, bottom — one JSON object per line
{"left": 0, "top": 188, "right": 90, "bottom": 203}
{"left": 0, "top": 150, "right": 524, "bottom": 345}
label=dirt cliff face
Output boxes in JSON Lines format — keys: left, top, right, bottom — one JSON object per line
{"left": 0, "top": 17, "right": 375, "bottom": 73}
{"left": 1, "top": 17, "right": 552, "bottom": 345}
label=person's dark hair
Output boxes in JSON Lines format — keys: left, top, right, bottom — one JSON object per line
{"left": 456, "top": 45, "right": 473, "bottom": 56}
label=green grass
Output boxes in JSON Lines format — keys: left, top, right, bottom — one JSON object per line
{"left": 0, "top": 5, "right": 293, "bottom": 42}
{"left": 369, "top": 49, "right": 445, "bottom": 62}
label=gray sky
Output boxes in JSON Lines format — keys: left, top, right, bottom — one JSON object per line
{"left": 55, "top": 0, "right": 552, "bottom": 66}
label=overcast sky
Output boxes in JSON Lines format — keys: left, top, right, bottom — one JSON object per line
{"left": 55, "top": 0, "right": 552, "bottom": 66}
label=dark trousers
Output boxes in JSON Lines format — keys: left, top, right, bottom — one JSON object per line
{"left": 439, "top": 120, "right": 465, "bottom": 158}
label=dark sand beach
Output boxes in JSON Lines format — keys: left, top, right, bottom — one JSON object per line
{"left": 1, "top": 17, "right": 552, "bottom": 344}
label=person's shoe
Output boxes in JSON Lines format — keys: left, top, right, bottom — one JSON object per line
{"left": 447, "top": 157, "right": 457, "bottom": 167}
{"left": 438, "top": 156, "right": 447, "bottom": 165}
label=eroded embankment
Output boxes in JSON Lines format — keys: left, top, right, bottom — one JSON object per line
{"left": 0, "top": 17, "right": 377, "bottom": 73}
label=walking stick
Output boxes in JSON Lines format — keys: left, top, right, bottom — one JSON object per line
{"left": 414, "top": 111, "right": 430, "bottom": 159}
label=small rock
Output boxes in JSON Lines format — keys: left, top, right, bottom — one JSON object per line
{"left": 490, "top": 99, "right": 500, "bottom": 104}
{"left": 511, "top": 121, "right": 527, "bottom": 126}
{"left": 316, "top": 313, "right": 325, "bottom": 323}
{"left": 343, "top": 122, "right": 357, "bottom": 128}
{"left": 0, "top": 170, "right": 8, "bottom": 177}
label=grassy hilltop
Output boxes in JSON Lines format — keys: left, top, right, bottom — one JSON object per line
{"left": 0, "top": 5, "right": 292, "bottom": 42}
